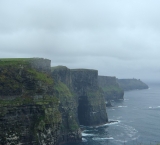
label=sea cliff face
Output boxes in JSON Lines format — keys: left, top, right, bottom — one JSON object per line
{"left": 0, "top": 58, "right": 61, "bottom": 145}
{"left": 117, "top": 78, "right": 149, "bottom": 91}
{"left": 51, "top": 66, "right": 81, "bottom": 144}
{"left": 71, "top": 69, "right": 108, "bottom": 126}
{"left": 0, "top": 59, "right": 109, "bottom": 145}
{"left": 51, "top": 66, "right": 108, "bottom": 126}
{"left": 98, "top": 76, "right": 124, "bottom": 101}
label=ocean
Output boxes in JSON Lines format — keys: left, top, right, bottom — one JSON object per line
{"left": 64, "top": 84, "right": 160, "bottom": 145}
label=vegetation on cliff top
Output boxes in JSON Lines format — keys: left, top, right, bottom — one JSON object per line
{"left": 53, "top": 80, "right": 79, "bottom": 131}
{"left": 0, "top": 58, "right": 53, "bottom": 97}
{"left": 51, "top": 65, "right": 68, "bottom": 71}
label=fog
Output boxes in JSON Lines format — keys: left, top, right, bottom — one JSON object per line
{"left": 1, "top": 0, "right": 160, "bottom": 82}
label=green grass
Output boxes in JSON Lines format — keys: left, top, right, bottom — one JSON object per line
{"left": 0, "top": 58, "right": 34, "bottom": 66}
{"left": 0, "top": 58, "right": 33, "bottom": 61}
{"left": 53, "top": 81, "right": 73, "bottom": 98}
{"left": 27, "top": 69, "right": 53, "bottom": 85}
{"left": 51, "top": 65, "right": 68, "bottom": 71}
{"left": 102, "top": 85, "right": 123, "bottom": 92}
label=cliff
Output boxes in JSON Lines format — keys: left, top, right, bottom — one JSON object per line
{"left": 71, "top": 69, "right": 108, "bottom": 126}
{"left": 0, "top": 59, "right": 108, "bottom": 145}
{"left": 0, "top": 58, "right": 62, "bottom": 145}
{"left": 51, "top": 66, "right": 108, "bottom": 126}
{"left": 117, "top": 78, "right": 149, "bottom": 91}
{"left": 98, "top": 76, "right": 124, "bottom": 101}
{"left": 51, "top": 66, "right": 81, "bottom": 144}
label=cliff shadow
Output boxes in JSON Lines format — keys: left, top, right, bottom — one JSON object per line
{"left": 78, "top": 95, "right": 90, "bottom": 125}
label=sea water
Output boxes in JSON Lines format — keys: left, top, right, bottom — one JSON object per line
{"left": 64, "top": 84, "right": 160, "bottom": 145}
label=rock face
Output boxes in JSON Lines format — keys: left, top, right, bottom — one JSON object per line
{"left": 0, "top": 59, "right": 108, "bottom": 145}
{"left": 51, "top": 66, "right": 81, "bottom": 144}
{"left": 52, "top": 66, "right": 108, "bottom": 126}
{"left": 117, "top": 78, "right": 149, "bottom": 91}
{"left": 29, "top": 58, "right": 51, "bottom": 74}
{"left": 98, "top": 76, "right": 124, "bottom": 101}
{"left": 0, "top": 104, "right": 61, "bottom": 145}
{"left": 0, "top": 58, "right": 62, "bottom": 145}
{"left": 71, "top": 69, "right": 108, "bottom": 126}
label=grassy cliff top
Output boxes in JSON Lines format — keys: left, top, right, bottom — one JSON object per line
{"left": 0, "top": 57, "right": 50, "bottom": 67}
{"left": 51, "top": 65, "right": 69, "bottom": 71}
{"left": 0, "top": 58, "right": 34, "bottom": 61}
{"left": 0, "top": 58, "right": 31, "bottom": 66}
{"left": 0, "top": 58, "right": 49, "bottom": 61}
{"left": 98, "top": 75, "right": 116, "bottom": 79}
{"left": 0, "top": 58, "right": 53, "bottom": 97}
{"left": 0, "top": 58, "right": 41, "bottom": 66}
{"left": 71, "top": 68, "right": 98, "bottom": 72}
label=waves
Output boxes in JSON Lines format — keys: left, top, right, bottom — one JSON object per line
{"left": 82, "top": 132, "right": 95, "bottom": 137}
{"left": 80, "top": 119, "right": 139, "bottom": 145}
{"left": 148, "top": 106, "right": 160, "bottom": 110}
{"left": 118, "top": 105, "right": 127, "bottom": 108}
{"left": 64, "top": 85, "right": 160, "bottom": 145}
{"left": 92, "top": 137, "right": 114, "bottom": 141}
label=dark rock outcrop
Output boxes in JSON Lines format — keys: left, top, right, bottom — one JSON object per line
{"left": 51, "top": 66, "right": 81, "bottom": 144}
{"left": 117, "top": 78, "right": 149, "bottom": 91}
{"left": 71, "top": 69, "right": 108, "bottom": 126}
{"left": 98, "top": 76, "right": 124, "bottom": 101}
{"left": 52, "top": 66, "right": 108, "bottom": 126}
{"left": 0, "top": 104, "right": 61, "bottom": 145}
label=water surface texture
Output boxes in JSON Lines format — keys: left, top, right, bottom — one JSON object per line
{"left": 64, "top": 85, "right": 160, "bottom": 145}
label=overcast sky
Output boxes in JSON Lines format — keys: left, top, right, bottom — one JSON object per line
{"left": 0, "top": 0, "right": 160, "bottom": 82}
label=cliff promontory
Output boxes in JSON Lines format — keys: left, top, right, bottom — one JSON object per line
{"left": 51, "top": 66, "right": 108, "bottom": 126}
{"left": 117, "top": 78, "right": 149, "bottom": 91}
{"left": 71, "top": 69, "right": 108, "bottom": 126}
{"left": 51, "top": 66, "right": 81, "bottom": 144}
{"left": 0, "top": 58, "right": 62, "bottom": 145}
{"left": 0, "top": 59, "right": 109, "bottom": 145}
{"left": 98, "top": 76, "right": 124, "bottom": 101}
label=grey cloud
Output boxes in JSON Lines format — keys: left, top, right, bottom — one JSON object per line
{"left": 0, "top": 0, "right": 160, "bottom": 82}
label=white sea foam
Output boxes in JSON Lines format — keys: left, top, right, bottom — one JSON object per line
{"left": 115, "top": 139, "right": 128, "bottom": 143}
{"left": 82, "top": 137, "right": 87, "bottom": 142}
{"left": 82, "top": 129, "right": 90, "bottom": 132}
{"left": 123, "top": 124, "right": 138, "bottom": 138}
{"left": 118, "top": 106, "right": 127, "bottom": 108}
{"left": 92, "top": 137, "right": 114, "bottom": 141}
{"left": 95, "top": 120, "right": 121, "bottom": 128}
{"left": 82, "top": 133, "right": 95, "bottom": 137}
{"left": 149, "top": 106, "right": 160, "bottom": 109}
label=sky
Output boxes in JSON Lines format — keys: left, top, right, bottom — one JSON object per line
{"left": 0, "top": 0, "right": 160, "bottom": 83}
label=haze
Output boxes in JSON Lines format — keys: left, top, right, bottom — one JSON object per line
{"left": 0, "top": 0, "right": 160, "bottom": 83}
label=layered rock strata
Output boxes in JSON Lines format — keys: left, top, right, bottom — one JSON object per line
{"left": 51, "top": 66, "right": 108, "bottom": 126}
{"left": 71, "top": 69, "right": 108, "bottom": 126}
{"left": 0, "top": 59, "right": 109, "bottom": 145}
{"left": 51, "top": 66, "right": 81, "bottom": 144}
{"left": 0, "top": 59, "right": 61, "bottom": 145}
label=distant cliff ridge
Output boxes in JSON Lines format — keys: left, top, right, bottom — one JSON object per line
{"left": 98, "top": 76, "right": 124, "bottom": 101}
{"left": 117, "top": 78, "right": 149, "bottom": 91}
